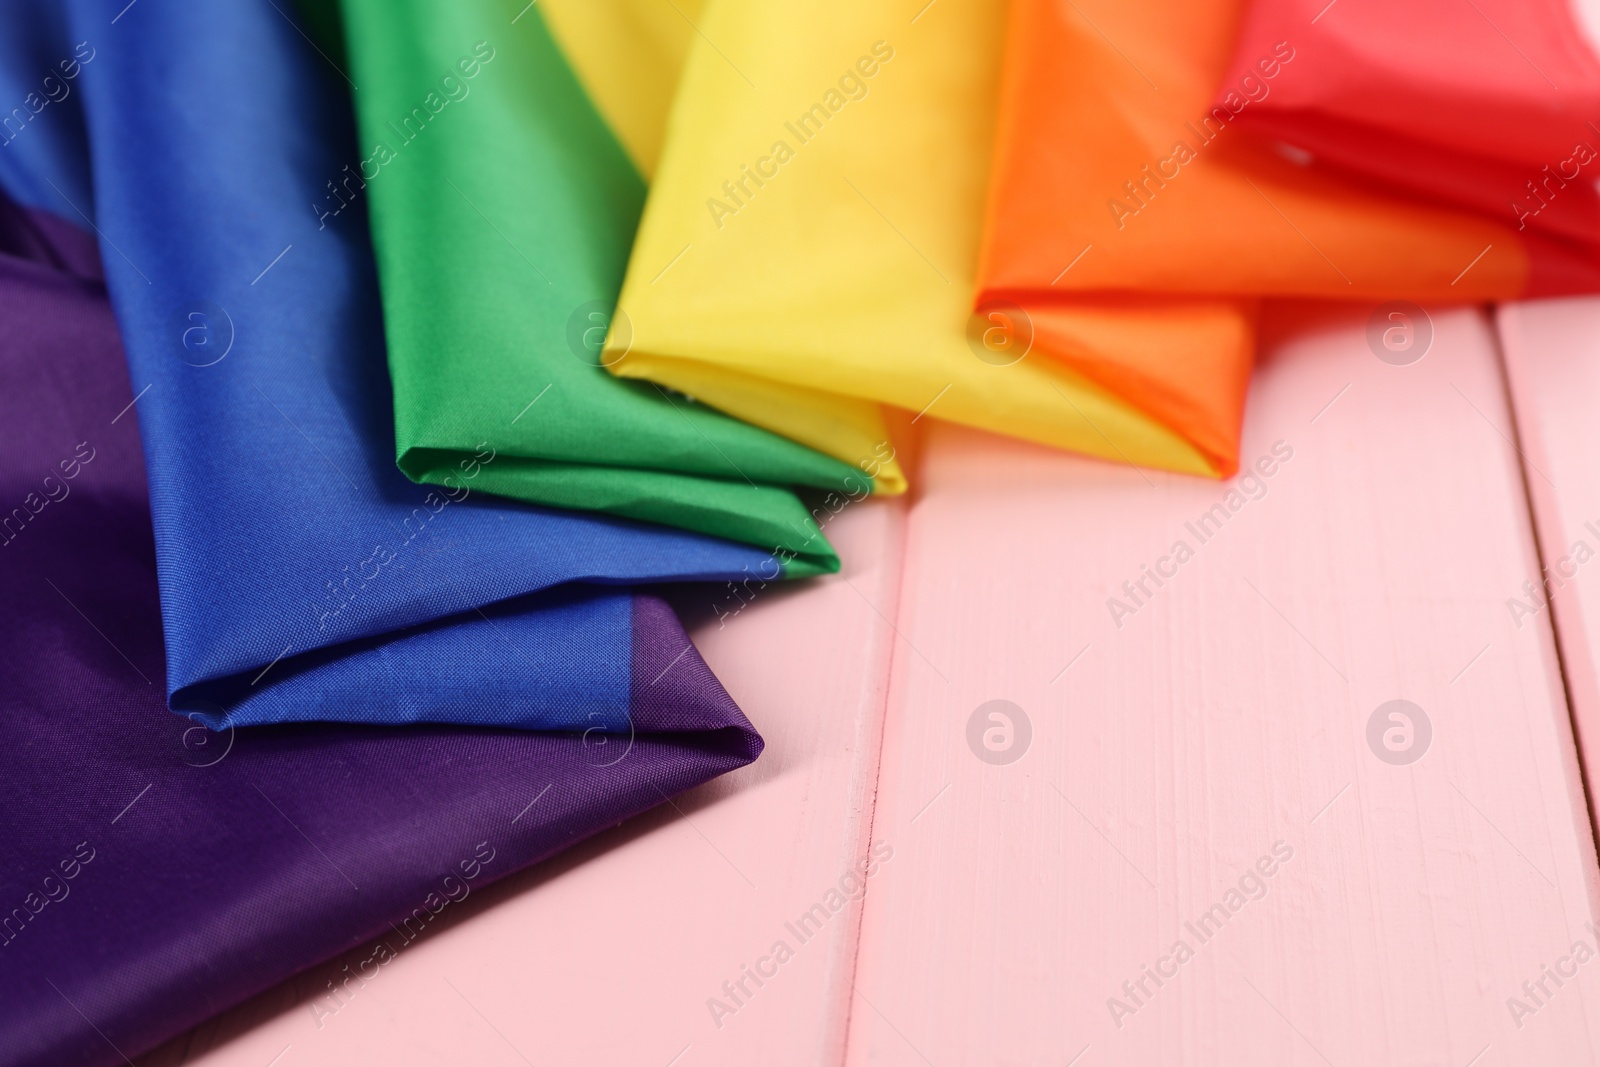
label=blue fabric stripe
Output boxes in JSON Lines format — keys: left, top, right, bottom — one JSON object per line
{"left": 0, "top": 0, "right": 775, "bottom": 729}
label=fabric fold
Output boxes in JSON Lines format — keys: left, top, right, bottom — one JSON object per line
{"left": 0, "top": 187, "right": 762, "bottom": 1067}
{"left": 603, "top": 0, "right": 1218, "bottom": 484}
{"left": 972, "top": 0, "right": 1600, "bottom": 476}
{"left": 0, "top": 0, "right": 792, "bottom": 730}
{"left": 1223, "top": 0, "right": 1600, "bottom": 252}
{"left": 323, "top": 0, "right": 862, "bottom": 566}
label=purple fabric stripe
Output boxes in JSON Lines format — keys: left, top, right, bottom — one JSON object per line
{"left": 0, "top": 196, "right": 760, "bottom": 1067}
{"left": 631, "top": 592, "right": 762, "bottom": 741}
{"left": 0, "top": 193, "right": 100, "bottom": 282}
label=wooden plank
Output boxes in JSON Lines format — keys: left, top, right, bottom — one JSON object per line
{"left": 843, "top": 305, "right": 1600, "bottom": 1065}
{"left": 156, "top": 301, "right": 1600, "bottom": 1066}
{"left": 1498, "top": 297, "right": 1600, "bottom": 830}
{"left": 162, "top": 492, "right": 906, "bottom": 1067}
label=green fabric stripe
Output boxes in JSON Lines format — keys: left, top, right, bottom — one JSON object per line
{"left": 327, "top": 0, "right": 857, "bottom": 574}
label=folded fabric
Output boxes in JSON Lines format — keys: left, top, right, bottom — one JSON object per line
{"left": 604, "top": 0, "right": 1215, "bottom": 483}
{"left": 538, "top": 0, "right": 704, "bottom": 179}
{"left": 0, "top": 0, "right": 798, "bottom": 730}
{"left": 323, "top": 0, "right": 863, "bottom": 563}
{"left": 975, "top": 0, "right": 1600, "bottom": 475}
{"left": 1224, "top": 0, "right": 1600, "bottom": 250}
{"left": 0, "top": 189, "right": 761, "bottom": 1067}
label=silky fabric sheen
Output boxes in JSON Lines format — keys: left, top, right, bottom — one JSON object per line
{"left": 538, "top": 0, "right": 704, "bottom": 178}
{"left": 604, "top": 0, "right": 1211, "bottom": 485}
{"left": 327, "top": 0, "right": 862, "bottom": 567}
{"left": 0, "top": 0, "right": 787, "bottom": 730}
{"left": 1223, "top": 0, "right": 1600, "bottom": 250}
{"left": 974, "top": 0, "right": 1600, "bottom": 476}
{"left": 0, "top": 192, "right": 763, "bottom": 1067}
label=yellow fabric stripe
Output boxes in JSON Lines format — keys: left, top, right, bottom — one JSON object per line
{"left": 606, "top": 0, "right": 1214, "bottom": 482}
{"left": 610, "top": 356, "right": 909, "bottom": 494}
{"left": 538, "top": 0, "right": 703, "bottom": 179}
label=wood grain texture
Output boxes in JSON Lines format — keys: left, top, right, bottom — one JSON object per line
{"left": 161, "top": 494, "right": 906, "bottom": 1067}
{"left": 843, "top": 306, "right": 1600, "bottom": 1066}
{"left": 159, "top": 303, "right": 1600, "bottom": 1066}
{"left": 1499, "top": 297, "right": 1600, "bottom": 831}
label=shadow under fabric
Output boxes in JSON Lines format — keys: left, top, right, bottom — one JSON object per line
{"left": 0, "top": 189, "right": 761, "bottom": 1067}
{"left": 973, "top": 0, "right": 1600, "bottom": 476}
{"left": 315, "top": 0, "right": 865, "bottom": 569}
{"left": 0, "top": 0, "right": 789, "bottom": 730}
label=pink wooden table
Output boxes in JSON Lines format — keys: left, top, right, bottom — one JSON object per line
{"left": 1500, "top": 298, "right": 1600, "bottom": 831}
{"left": 153, "top": 302, "right": 1600, "bottom": 1066}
